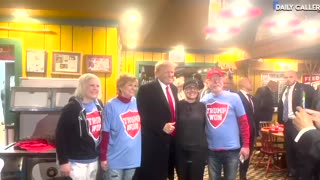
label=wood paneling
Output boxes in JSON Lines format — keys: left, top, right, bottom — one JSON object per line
{"left": 0, "top": 22, "right": 119, "bottom": 103}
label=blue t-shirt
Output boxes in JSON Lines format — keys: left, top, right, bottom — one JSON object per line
{"left": 103, "top": 97, "right": 141, "bottom": 169}
{"left": 83, "top": 101, "right": 102, "bottom": 145}
{"left": 83, "top": 101, "right": 97, "bottom": 113}
{"left": 201, "top": 91, "right": 246, "bottom": 150}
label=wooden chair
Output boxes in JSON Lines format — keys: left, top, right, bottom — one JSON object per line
{"left": 254, "top": 130, "right": 287, "bottom": 177}
{"left": 259, "top": 121, "right": 273, "bottom": 128}
{"left": 251, "top": 121, "right": 274, "bottom": 163}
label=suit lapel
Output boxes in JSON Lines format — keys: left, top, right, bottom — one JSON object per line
{"left": 240, "top": 91, "right": 253, "bottom": 112}
{"left": 292, "top": 83, "right": 301, "bottom": 110}
{"left": 154, "top": 80, "right": 171, "bottom": 112}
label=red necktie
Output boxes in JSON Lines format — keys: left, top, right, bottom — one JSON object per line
{"left": 247, "top": 94, "right": 254, "bottom": 112}
{"left": 166, "top": 85, "right": 176, "bottom": 123}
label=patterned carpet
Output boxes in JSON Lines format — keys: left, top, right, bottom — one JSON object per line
{"left": 174, "top": 165, "right": 287, "bottom": 180}
{"left": 238, "top": 166, "right": 287, "bottom": 180}
{"left": 174, "top": 151, "right": 288, "bottom": 180}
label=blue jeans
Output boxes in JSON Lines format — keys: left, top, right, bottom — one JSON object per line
{"left": 208, "top": 149, "right": 240, "bottom": 180}
{"left": 103, "top": 168, "right": 136, "bottom": 180}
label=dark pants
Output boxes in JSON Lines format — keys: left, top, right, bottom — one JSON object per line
{"left": 133, "top": 134, "right": 170, "bottom": 180}
{"left": 168, "top": 137, "right": 176, "bottom": 180}
{"left": 175, "top": 146, "right": 207, "bottom": 180}
{"left": 239, "top": 136, "right": 255, "bottom": 179}
{"left": 284, "top": 120, "right": 316, "bottom": 179}
{"left": 284, "top": 120, "right": 298, "bottom": 174}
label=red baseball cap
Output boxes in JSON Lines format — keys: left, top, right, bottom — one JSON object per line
{"left": 207, "top": 69, "right": 224, "bottom": 79}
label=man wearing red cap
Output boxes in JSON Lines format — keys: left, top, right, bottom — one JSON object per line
{"left": 200, "top": 69, "right": 250, "bottom": 180}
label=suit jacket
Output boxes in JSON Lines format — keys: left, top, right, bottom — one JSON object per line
{"left": 136, "top": 79, "right": 178, "bottom": 180}
{"left": 278, "top": 82, "right": 315, "bottom": 124}
{"left": 255, "top": 86, "right": 274, "bottom": 122}
{"left": 238, "top": 91, "right": 257, "bottom": 141}
{"left": 297, "top": 129, "right": 320, "bottom": 160}
{"left": 311, "top": 89, "right": 320, "bottom": 111}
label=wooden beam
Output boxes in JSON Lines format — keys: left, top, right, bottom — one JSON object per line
{"left": 0, "top": 26, "right": 56, "bottom": 34}
{"left": 248, "top": 34, "right": 320, "bottom": 59}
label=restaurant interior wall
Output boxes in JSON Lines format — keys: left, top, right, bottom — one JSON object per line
{"left": 250, "top": 58, "right": 306, "bottom": 123}
{"left": 121, "top": 49, "right": 244, "bottom": 82}
{"left": 0, "top": 21, "right": 119, "bottom": 103}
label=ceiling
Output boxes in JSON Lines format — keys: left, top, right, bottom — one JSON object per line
{"left": 0, "top": 0, "right": 319, "bottom": 58}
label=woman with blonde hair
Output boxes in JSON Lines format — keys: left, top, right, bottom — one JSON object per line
{"left": 56, "top": 73, "right": 103, "bottom": 180}
{"left": 100, "top": 73, "right": 141, "bottom": 180}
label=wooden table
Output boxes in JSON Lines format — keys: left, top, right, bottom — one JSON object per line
{"left": 261, "top": 125, "right": 284, "bottom": 135}
{"left": 261, "top": 126, "right": 284, "bottom": 143}
{"left": 272, "top": 132, "right": 284, "bottom": 137}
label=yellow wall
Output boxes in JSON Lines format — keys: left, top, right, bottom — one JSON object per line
{"left": 120, "top": 51, "right": 167, "bottom": 75}
{"left": 120, "top": 50, "right": 243, "bottom": 75}
{"left": 0, "top": 22, "right": 119, "bottom": 103}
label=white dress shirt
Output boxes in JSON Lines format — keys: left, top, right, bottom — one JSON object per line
{"left": 282, "top": 82, "right": 296, "bottom": 119}
{"left": 158, "top": 79, "right": 176, "bottom": 110}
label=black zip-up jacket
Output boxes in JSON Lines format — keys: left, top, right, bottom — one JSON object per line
{"left": 55, "top": 96, "right": 103, "bottom": 165}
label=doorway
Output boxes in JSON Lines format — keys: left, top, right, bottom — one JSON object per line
{"left": 0, "top": 61, "right": 15, "bottom": 149}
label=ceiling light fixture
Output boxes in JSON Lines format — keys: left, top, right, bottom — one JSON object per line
{"left": 127, "top": 41, "right": 138, "bottom": 49}
{"left": 173, "top": 45, "right": 185, "bottom": 52}
{"left": 204, "top": 25, "right": 240, "bottom": 34}
{"left": 204, "top": 25, "right": 240, "bottom": 41}
{"left": 219, "top": 0, "right": 262, "bottom": 19}
{"left": 264, "top": 19, "right": 301, "bottom": 28}
{"left": 12, "top": 9, "right": 29, "bottom": 18}
{"left": 292, "top": 21, "right": 320, "bottom": 34}
{"left": 122, "top": 9, "right": 141, "bottom": 28}
{"left": 264, "top": 13, "right": 303, "bottom": 34}
{"left": 121, "top": 9, "right": 142, "bottom": 50}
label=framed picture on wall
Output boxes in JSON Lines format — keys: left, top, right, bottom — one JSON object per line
{"left": 26, "top": 50, "right": 47, "bottom": 73}
{"left": 52, "top": 51, "right": 82, "bottom": 75}
{"left": 0, "top": 44, "right": 15, "bottom": 60}
{"left": 86, "top": 55, "right": 112, "bottom": 73}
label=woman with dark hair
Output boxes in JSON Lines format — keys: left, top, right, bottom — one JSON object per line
{"left": 193, "top": 73, "right": 204, "bottom": 90}
{"left": 175, "top": 79, "right": 207, "bottom": 180}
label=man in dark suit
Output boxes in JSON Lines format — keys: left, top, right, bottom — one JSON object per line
{"left": 293, "top": 107, "right": 320, "bottom": 160}
{"left": 278, "top": 70, "right": 315, "bottom": 179}
{"left": 254, "top": 80, "right": 278, "bottom": 134}
{"left": 135, "top": 61, "right": 178, "bottom": 180}
{"left": 293, "top": 107, "right": 320, "bottom": 179}
{"left": 311, "top": 85, "right": 320, "bottom": 111}
{"left": 223, "top": 75, "right": 235, "bottom": 92}
{"left": 237, "top": 77, "right": 256, "bottom": 180}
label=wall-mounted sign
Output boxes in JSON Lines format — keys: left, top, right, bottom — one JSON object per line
{"left": 0, "top": 44, "right": 15, "bottom": 60}
{"left": 26, "top": 50, "right": 47, "bottom": 73}
{"left": 52, "top": 51, "right": 82, "bottom": 75}
{"left": 86, "top": 55, "right": 112, "bottom": 73}
{"left": 302, "top": 74, "right": 320, "bottom": 89}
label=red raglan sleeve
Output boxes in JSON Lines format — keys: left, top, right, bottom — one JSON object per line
{"left": 238, "top": 114, "right": 250, "bottom": 148}
{"left": 100, "top": 131, "right": 109, "bottom": 161}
